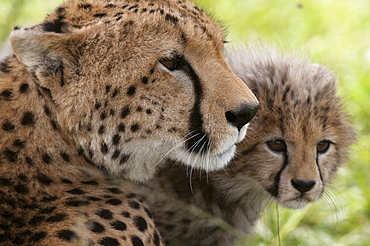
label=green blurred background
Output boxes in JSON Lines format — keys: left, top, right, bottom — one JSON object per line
{"left": 1, "top": 0, "right": 369, "bottom": 245}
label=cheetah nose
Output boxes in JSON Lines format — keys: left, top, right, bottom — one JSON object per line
{"left": 291, "top": 179, "right": 316, "bottom": 193}
{"left": 225, "top": 103, "right": 259, "bottom": 131}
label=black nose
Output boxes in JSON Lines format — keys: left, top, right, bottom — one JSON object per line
{"left": 225, "top": 103, "right": 259, "bottom": 130}
{"left": 291, "top": 179, "right": 316, "bottom": 193}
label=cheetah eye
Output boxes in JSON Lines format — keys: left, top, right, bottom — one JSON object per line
{"left": 266, "top": 139, "right": 287, "bottom": 152}
{"left": 159, "top": 56, "right": 188, "bottom": 72}
{"left": 317, "top": 140, "right": 331, "bottom": 154}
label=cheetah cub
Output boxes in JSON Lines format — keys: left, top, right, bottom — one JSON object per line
{"left": 0, "top": 0, "right": 258, "bottom": 245}
{"left": 137, "top": 45, "right": 355, "bottom": 246}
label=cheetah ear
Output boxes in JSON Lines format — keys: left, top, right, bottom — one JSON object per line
{"left": 9, "top": 25, "right": 78, "bottom": 88}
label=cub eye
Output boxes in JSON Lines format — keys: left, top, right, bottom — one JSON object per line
{"left": 159, "top": 56, "right": 187, "bottom": 71}
{"left": 317, "top": 141, "right": 331, "bottom": 154}
{"left": 266, "top": 139, "right": 287, "bottom": 152}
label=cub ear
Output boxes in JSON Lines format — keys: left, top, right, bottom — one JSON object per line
{"left": 9, "top": 25, "right": 77, "bottom": 87}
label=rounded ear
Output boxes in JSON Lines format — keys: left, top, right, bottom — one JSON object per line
{"left": 9, "top": 26, "right": 77, "bottom": 88}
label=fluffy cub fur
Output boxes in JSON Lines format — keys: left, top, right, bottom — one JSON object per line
{"left": 136, "top": 45, "right": 355, "bottom": 246}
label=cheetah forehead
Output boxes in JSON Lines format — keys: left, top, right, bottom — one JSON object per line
{"left": 226, "top": 44, "right": 338, "bottom": 103}
{"left": 41, "top": 0, "right": 225, "bottom": 44}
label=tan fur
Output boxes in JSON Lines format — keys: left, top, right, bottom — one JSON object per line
{"left": 0, "top": 1, "right": 258, "bottom": 245}
{"left": 136, "top": 44, "right": 356, "bottom": 246}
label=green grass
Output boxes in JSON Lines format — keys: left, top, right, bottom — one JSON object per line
{"left": 1, "top": 0, "right": 369, "bottom": 245}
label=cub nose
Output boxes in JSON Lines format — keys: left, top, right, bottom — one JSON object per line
{"left": 225, "top": 103, "right": 259, "bottom": 130}
{"left": 291, "top": 179, "right": 316, "bottom": 193}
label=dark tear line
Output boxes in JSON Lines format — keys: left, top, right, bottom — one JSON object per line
{"left": 184, "top": 61, "right": 209, "bottom": 154}
{"left": 267, "top": 152, "right": 289, "bottom": 197}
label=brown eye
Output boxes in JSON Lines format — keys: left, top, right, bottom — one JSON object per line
{"left": 266, "top": 139, "right": 287, "bottom": 152}
{"left": 160, "top": 59, "right": 178, "bottom": 71}
{"left": 317, "top": 141, "right": 331, "bottom": 153}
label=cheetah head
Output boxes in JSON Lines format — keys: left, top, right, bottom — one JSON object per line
{"left": 9, "top": 0, "right": 258, "bottom": 182}
{"left": 225, "top": 46, "right": 355, "bottom": 209}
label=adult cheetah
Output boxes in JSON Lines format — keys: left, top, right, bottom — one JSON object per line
{"left": 135, "top": 45, "right": 356, "bottom": 246}
{"left": 0, "top": 1, "right": 259, "bottom": 245}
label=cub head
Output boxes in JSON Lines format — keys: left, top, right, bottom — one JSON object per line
{"left": 9, "top": 0, "right": 258, "bottom": 182}
{"left": 226, "top": 45, "right": 355, "bottom": 209}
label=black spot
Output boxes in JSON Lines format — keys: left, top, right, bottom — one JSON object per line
{"left": 99, "top": 237, "right": 119, "bottom": 246}
{"left": 25, "top": 157, "right": 33, "bottom": 165}
{"left": 41, "top": 195, "right": 58, "bottom": 203}
{"left": 65, "top": 200, "right": 90, "bottom": 207}
{"left": 1, "top": 89, "right": 12, "bottom": 99}
{"left": 82, "top": 180, "right": 99, "bottom": 185}
{"left": 29, "top": 231, "right": 47, "bottom": 242}
{"left": 96, "top": 209, "right": 113, "bottom": 220}
{"left": 19, "top": 83, "right": 30, "bottom": 93}
{"left": 165, "top": 14, "right": 179, "bottom": 25}
{"left": 105, "top": 3, "right": 117, "bottom": 8}
{"left": 0, "top": 58, "right": 12, "bottom": 73}
{"left": 121, "top": 106, "right": 130, "bottom": 118}
{"left": 42, "top": 153, "right": 52, "bottom": 164}
{"left": 128, "top": 4, "right": 138, "bottom": 10}
{"left": 100, "top": 111, "right": 107, "bottom": 120}
{"left": 98, "top": 125, "right": 106, "bottom": 134}
{"left": 21, "top": 112, "right": 36, "bottom": 126}
{"left": 9, "top": 128, "right": 23, "bottom": 145}
{"left": 95, "top": 102, "right": 102, "bottom": 110}
{"left": 66, "top": 188, "right": 85, "bottom": 195}
{"left": 126, "top": 193, "right": 136, "bottom": 199}
{"left": 57, "top": 230, "right": 78, "bottom": 242}
{"left": 111, "top": 88, "right": 119, "bottom": 98}
{"left": 87, "top": 196, "right": 102, "bottom": 201}
{"left": 50, "top": 120, "right": 58, "bottom": 130}
{"left": 128, "top": 200, "right": 140, "bottom": 209}
{"left": 61, "top": 178, "right": 73, "bottom": 184}
{"left": 108, "top": 187, "right": 123, "bottom": 194}
{"left": 105, "top": 85, "right": 112, "bottom": 93}
{"left": 117, "top": 123, "right": 125, "bottom": 132}
{"left": 109, "top": 109, "right": 116, "bottom": 116}
{"left": 153, "top": 230, "right": 160, "bottom": 246}
{"left": 87, "top": 221, "right": 105, "bottom": 233}
{"left": 112, "top": 149, "right": 120, "bottom": 160}
{"left": 131, "top": 235, "right": 144, "bottom": 246}
{"left": 93, "top": 13, "right": 107, "bottom": 18}
{"left": 3, "top": 148, "right": 18, "bottom": 162}
{"left": 134, "top": 216, "right": 148, "bottom": 232}
{"left": 36, "top": 173, "right": 54, "bottom": 185}
{"left": 144, "top": 208, "right": 153, "bottom": 219}
{"left": 136, "top": 106, "right": 143, "bottom": 112}
{"left": 79, "top": 3, "right": 92, "bottom": 9}
{"left": 46, "top": 213, "right": 68, "bottom": 222}
{"left": 29, "top": 215, "right": 46, "bottom": 225}
{"left": 105, "top": 199, "right": 122, "bottom": 205}
{"left": 101, "top": 141, "right": 109, "bottom": 154}
{"left": 130, "top": 124, "right": 140, "bottom": 132}
{"left": 2, "top": 121, "right": 15, "bottom": 131}
{"left": 43, "top": 19, "right": 65, "bottom": 33}
{"left": 111, "top": 220, "right": 127, "bottom": 231}
{"left": 146, "top": 109, "right": 152, "bottom": 114}
{"left": 13, "top": 183, "right": 29, "bottom": 194}
{"left": 127, "top": 86, "right": 136, "bottom": 96}
{"left": 60, "top": 152, "right": 70, "bottom": 162}
{"left": 112, "top": 134, "right": 121, "bottom": 145}
{"left": 142, "top": 77, "right": 148, "bottom": 84}
{"left": 121, "top": 211, "right": 130, "bottom": 218}
{"left": 119, "top": 154, "right": 130, "bottom": 165}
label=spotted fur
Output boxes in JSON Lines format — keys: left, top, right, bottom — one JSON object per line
{"left": 0, "top": 0, "right": 258, "bottom": 245}
{"left": 136, "top": 44, "right": 356, "bottom": 246}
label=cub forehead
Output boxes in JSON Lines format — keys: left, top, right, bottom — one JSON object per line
{"left": 42, "top": 0, "right": 225, "bottom": 48}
